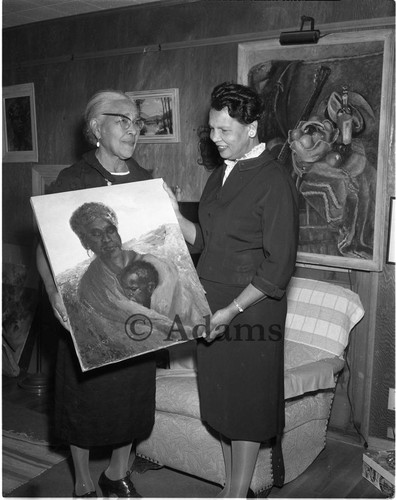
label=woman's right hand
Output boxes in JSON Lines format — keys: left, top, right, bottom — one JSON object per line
{"left": 48, "top": 289, "right": 71, "bottom": 332}
{"left": 36, "top": 242, "right": 71, "bottom": 331}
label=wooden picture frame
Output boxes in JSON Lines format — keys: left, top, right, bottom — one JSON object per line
{"left": 2, "top": 83, "right": 38, "bottom": 163}
{"left": 238, "top": 29, "right": 394, "bottom": 271}
{"left": 387, "top": 197, "right": 395, "bottom": 265}
{"left": 126, "top": 88, "right": 180, "bottom": 143}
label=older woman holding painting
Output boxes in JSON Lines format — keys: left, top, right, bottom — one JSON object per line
{"left": 36, "top": 90, "right": 155, "bottom": 497}
{"left": 165, "top": 82, "right": 299, "bottom": 498}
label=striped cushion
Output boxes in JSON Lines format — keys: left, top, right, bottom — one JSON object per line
{"left": 285, "top": 277, "right": 364, "bottom": 357}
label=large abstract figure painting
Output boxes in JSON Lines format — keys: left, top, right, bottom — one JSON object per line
{"left": 31, "top": 179, "right": 211, "bottom": 371}
{"left": 238, "top": 29, "right": 394, "bottom": 271}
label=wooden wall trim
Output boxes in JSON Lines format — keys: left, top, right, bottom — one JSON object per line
{"left": 357, "top": 272, "right": 380, "bottom": 440}
{"left": 32, "top": 165, "right": 68, "bottom": 196}
{"left": 6, "top": 16, "right": 394, "bottom": 69}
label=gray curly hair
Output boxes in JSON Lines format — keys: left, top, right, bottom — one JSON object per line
{"left": 70, "top": 202, "right": 118, "bottom": 249}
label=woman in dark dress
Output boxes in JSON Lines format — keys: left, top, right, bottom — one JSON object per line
{"left": 165, "top": 82, "right": 299, "bottom": 498}
{"left": 36, "top": 90, "right": 155, "bottom": 498}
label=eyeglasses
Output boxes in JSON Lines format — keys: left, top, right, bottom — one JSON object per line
{"left": 102, "top": 113, "right": 144, "bottom": 131}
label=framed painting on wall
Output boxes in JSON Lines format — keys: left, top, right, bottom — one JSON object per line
{"left": 2, "top": 83, "right": 38, "bottom": 163}
{"left": 31, "top": 178, "right": 210, "bottom": 372}
{"left": 238, "top": 29, "right": 394, "bottom": 271}
{"left": 126, "top": 88, "right": 180, "bottom": 143}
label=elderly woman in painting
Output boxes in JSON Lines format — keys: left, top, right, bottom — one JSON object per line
{"left": 68, "top": 201, "right": 181, "bottom": 324}
{"left": 35, "top": 89, "right": 162, "bottom": 498}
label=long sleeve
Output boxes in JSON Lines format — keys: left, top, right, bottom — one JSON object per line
{"left": 195, "top": 150, "right": 299, "bottom": 297}
{"left": 251, "top": 166, "right": 299, "bottom": 297}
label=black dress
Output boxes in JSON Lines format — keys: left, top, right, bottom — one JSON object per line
{"left": 48, "top": 150, "right": 156, "bottom": 447}
{"left": 194, "top": 149, "right": 299, "bottom": 443}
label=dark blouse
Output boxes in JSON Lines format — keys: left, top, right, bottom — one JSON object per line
{"left": 48, "top": 149, "right": 151, "bottom": 193}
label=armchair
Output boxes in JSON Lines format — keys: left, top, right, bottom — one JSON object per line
{"left": 136, "top": 277, "right": 364, "bottom": 496}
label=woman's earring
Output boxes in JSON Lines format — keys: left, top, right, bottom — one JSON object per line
{"left": 249, "top": 130, "right": 255, "bottom": 137}
{"left": 96, "top": 140, "right": 100, "bottom": 148}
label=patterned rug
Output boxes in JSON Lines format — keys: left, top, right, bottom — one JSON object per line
{"left": 2, "top": 430, "right": 69, "bottom": 496}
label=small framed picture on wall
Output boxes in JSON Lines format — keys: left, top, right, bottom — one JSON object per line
{"left": 126, "top": 88, "right": 180, "bottom": 143}
{"left": 2, "top": 83, "right": 38, "bottom": 163}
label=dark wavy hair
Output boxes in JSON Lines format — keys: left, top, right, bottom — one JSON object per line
{"left": 210, "top": 82, "right": 264, "bottom": 125}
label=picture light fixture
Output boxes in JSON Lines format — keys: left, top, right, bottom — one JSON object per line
{"left": 279, "top": 16, "right": 321, "bottom": 45}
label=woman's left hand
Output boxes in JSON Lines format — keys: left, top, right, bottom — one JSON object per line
{"left": 204, "top": 306, "right": 238, "bottom": 342}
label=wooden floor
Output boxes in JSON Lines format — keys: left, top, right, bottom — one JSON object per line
{"left": 2, "top": 371, "right": 390, "bottom": 498}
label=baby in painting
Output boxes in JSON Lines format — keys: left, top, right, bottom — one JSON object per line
{"left": 118, "top": 260, "right": 159, "bottom": 309}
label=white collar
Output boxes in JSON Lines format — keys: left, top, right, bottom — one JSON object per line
{"left": 224, "top": 142, "right": 266, "bottom": 167}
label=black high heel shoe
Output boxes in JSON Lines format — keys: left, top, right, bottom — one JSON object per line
{"left": 98, "top": 470, "right": 142, "bottom": 497}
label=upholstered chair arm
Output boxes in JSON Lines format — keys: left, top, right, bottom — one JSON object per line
{"left": 284, "top": 356, "right": 345, "bottom": 400}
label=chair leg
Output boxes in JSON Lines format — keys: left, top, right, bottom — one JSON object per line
{"left": 131, "top": 456, "right": 163, "bottom": 473}
{"left": 248, "top": 487, "right": 273, "bottom": 498}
